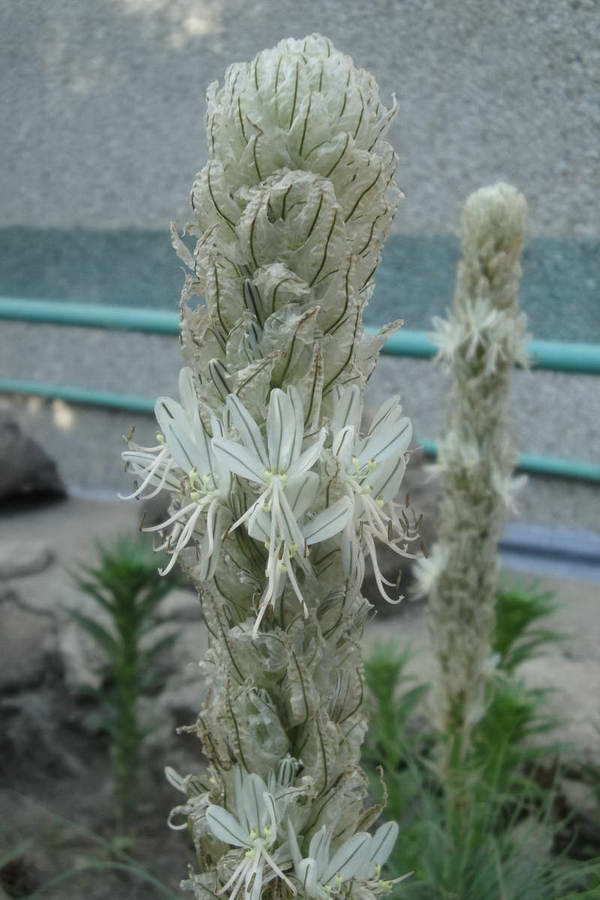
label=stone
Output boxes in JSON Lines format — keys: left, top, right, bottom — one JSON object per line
{"left": 560, "top": 777, "right": 600, "bottom": 828}
{"left": 0, "top": 592, "right": 56, "bottom": 691}
{"left": 0, "top": 540, "right": 53, "bottom": 579}
{"left": 0, "top": 410, "right": 66, "bottom": 502}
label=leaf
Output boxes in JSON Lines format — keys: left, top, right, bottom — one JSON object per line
{"left": 67, "top": 610, "right": 120, "bottom": 659}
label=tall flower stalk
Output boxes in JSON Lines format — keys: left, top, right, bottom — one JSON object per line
{"left": 123, "top": 35, "right": 419, "bottom": 898}
{"left": 418, "top": 183, "right": 528, "bottom": 772}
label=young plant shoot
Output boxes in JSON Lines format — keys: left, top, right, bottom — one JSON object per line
{"left": 123, "top": 34, "right": 419, "bottom": 898}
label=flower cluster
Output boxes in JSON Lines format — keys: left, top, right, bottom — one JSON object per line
{"left": 122, "top": 34, "right": 419, "bottom": 899}
{"left": 417, "top": 183, "right": 528, "bottom": 758}
{"left": 124, "top": 375, "right": 415, "bottom": 627}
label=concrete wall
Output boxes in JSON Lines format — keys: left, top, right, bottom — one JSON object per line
{"left": 1, "top": 0, "right": 599, "bottom": 236}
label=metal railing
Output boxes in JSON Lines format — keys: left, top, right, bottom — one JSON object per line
{"left": 1, "top": 297, "right": 599, "bottom": 483}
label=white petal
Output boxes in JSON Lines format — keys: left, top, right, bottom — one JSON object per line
{"left": 308, "top": 827, "right": 332, "bottom": 876}
{"left": 297, "top": 858, "right": 319, "bottom": 895}
{"left": 366, "top": 396, "right": 403, "bottom": 436}
{"left": 247, "top": 503, "right": 272, "bottom": 543}
{"left": 331, "top": 384, "right": 361, "bottom": 434}
{"left": 289, "top": 386, "right": 305, "bottom": 461}
{"left": 285, "top": 471, "right": 319, "bottom": 519}
{"left": 227, "top": 394, "right": 268, "bottom": 467}
{"left": 155, "top": 397, "right": 207, "bottom": 473}
{"left": 206, "top": 805, "right": 249, "bottom": 848}
{"left": 304, "top": 497, "right": 352, "bottom": 545}
{"left": 178, "top": 367, "right": 200, "bottom": 423}
{"left": 288, "top": 429, "right": 325, "bottom": 478}
{"left": 358, "top": 417, "right": 412, "bottom": 468}
{"left": 213, "top": 437, "right": 267, "bottom": 484}
{"left": 332, "top": 425, "right": 355, "bottom": 467}
{"left": 267, "top": 389, "right": 296, "bottom": 474}
{"left": 368, "top": 821, "right": 399, "bottom": 866}
{"left": 367, "top": 451, "right": 407, "bottom": 503}
{"left": 241, "top": 774, "right": 270, "bottom": 833}
{"left": 322, "top": 832, "right": 372, "bottom": 884}
{"left": 287, "top": 819, "right": 302, "bottom": 869}
{"left": 273, "top": 482, "right": 306, "bottom": 552}
{"left": 248, "top": 859, "right": 264, "bottom": 900}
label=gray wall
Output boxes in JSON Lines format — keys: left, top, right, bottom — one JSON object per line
{"left": 2, "top": 0, "right": 599, "bottom": 236}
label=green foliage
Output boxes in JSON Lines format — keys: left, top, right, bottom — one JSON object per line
{"left": 363, "top": 583, "right": 599, "bottom": 898}
{"left": 70, "top": 535, "right": 181, "bottom": 829}
{"left": 494, "top": 578, "right": 562, "bottom": 673}
{"left": 0, "top": 808, "right": 181, "bottom": 899}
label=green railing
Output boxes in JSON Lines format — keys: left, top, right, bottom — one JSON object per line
{"left": 1, "top": 297, "right": 599, "bottom": 483}
{"left": 1, "top": 297, "right": 600, "bottom": 374}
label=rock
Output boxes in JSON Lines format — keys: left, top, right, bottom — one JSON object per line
{"left": 0, "top": 410, "right": 66, "bottom": 502}
{"left": 0, "top": 592, "right": 56, "bottom": 691}
{"left": 57, "top": 620, "right": 104, "bottom": 692}
{"left": 560, "top": 776, "right": 600, "bottom": 827}
{"left": 0, "top": 541, "right": 53, "bottom": 579}
{"left": 520, "top": 654, "right": 600, "bottom": 767}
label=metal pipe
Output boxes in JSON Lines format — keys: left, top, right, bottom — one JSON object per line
{"left": 2, "top": 297, "right": 600, "bottom": 374}
{"left": 0, "top": 297, "right": 180, "bottom": 335}
{"left": 1, "top": 377, "right": 599, "bottom": 483}
{"left": 416, "top": 437, "right": 600, "bottom": 483}
{"left": 0, "top": 378, "right": 154, "bottom": 414}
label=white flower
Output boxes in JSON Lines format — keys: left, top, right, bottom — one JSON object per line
{"left": 329, "top": 385, "right": 416, "bottom": 603}
{"left": 213, "top": 388, "right": 351, "bottom": 633}
{"left": 287, "top": 819, "right": 403, "bottom": 898}
{"left": 205, "top": 768, "right": 295, "bottom": 900}
{"left": 123, "top": 367, "right": 230, "bottom": 578}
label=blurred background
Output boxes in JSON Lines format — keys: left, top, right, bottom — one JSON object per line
{"left": 0, "top": 1, "right": 599, "bottom": 897}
